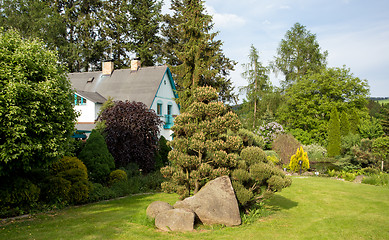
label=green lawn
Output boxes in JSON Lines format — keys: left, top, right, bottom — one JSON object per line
{"left": 377, "top": 99, "right": 389, "bottom": 104}
{"left": 1, "top": 177, "right": 389, "bottom": 240}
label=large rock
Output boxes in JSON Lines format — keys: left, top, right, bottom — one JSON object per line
{"left": 155, "top": 208, "right": 195, "bottom": 232}
{"left": 146, "top": 201, "right": 173, "bottom": 219}
{"left": 174, "top": 176, "right": 241, "bottom": 226}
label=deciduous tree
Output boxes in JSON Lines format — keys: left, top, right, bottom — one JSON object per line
{"left": 272, "top": 22, "right": 328, "bottom": 87}
{"left": 0, "top": 29, "right": 77, "bottom": 176}
{"left": 99, "top": 101, "right": 162, "bottom": 172}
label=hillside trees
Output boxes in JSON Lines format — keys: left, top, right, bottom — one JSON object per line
{"left": 277, "top": 67, "right": 370, "bottom": 144}
{"left": 161, "top": 0, "right": 236, "bottom": 110}
{"left": 0, "top": 29, "right": 77, "bottom": 176}
{"left": 99, "top": 101, "right": 162, "bottom": 172}
{"left": 272, "top": 22, "right": 328, "bottom": 88}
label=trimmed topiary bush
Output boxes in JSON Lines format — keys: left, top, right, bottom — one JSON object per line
{"left": 108, "top": 169, "right": 128, "bottom": 186}
{"left": 78, "top": 130, "right": 115, "bottom": 184}
{"left": 289, "top": 147, "right": 310, "bottom": 173}
{"left": 231, "top": 146, "right": 292, "bottom": 209}
{"left": 236, "top": 128, "right": 264, "bottom": 148}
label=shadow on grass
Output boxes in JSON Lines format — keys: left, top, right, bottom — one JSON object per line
{"left": 266, "top": 195, "right": 298, "bottom": 211}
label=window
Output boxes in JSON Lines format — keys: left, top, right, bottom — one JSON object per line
{"left": 167, "top": 104, "right": 172, "bottom": 115}
{"left": 74, "top": 94, "right": 87, "bottom": 105}
{"left": 157, "top": 103, "right": 162, "bottom": 116}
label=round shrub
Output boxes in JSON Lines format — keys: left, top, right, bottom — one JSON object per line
{"left": 42, "top": 176, "right": 71, "bottom": 203}
{"left": 47, "top": 156, "right": 90, "bottom": 204}
{"left": 237, "top": 128, "right": 265, "bottom": 148}
{"left": 51, "top": 156, "right": 88, "bottom": 179}
{"left": 1, "top": 178, "right": 41, "bottom": 210}
{"left": 109, "top": 169, "right": 128, "bottom": 186}
{"left": 78, "top": 130, "right": 115, "bottom": 184}
{"left": 232, "top": 181, "right": 254, "bottom": 207}
{"left": 240, "top": 146, "right": 267, "bottom": 166}
{"left": 272, "top": 133, "right": 301, "bottom": 164}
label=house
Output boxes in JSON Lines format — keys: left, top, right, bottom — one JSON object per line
{"left": 69, "top": 59, "right": 180, "bottom": 140}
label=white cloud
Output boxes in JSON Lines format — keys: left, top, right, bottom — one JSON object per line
{"left": 205, "top": 4, "right": 246, "bottom": 30}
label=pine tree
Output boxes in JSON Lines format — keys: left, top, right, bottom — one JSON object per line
{"left": 327, "top": 107, "right": 341, "bottom": 157}
{"left": 161, "top": 0, "right": 236, "bottom": 110}
{"left": 340, "top": 111, "right": 350, "bottom": 137}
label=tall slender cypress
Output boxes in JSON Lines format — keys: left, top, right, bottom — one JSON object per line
{"left": 327, "top": 107, "right": 341, "bottom": 157}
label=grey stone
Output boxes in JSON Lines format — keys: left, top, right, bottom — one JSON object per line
{"left": 155, "top": 208, "right": 195, "bottom": 232}
{"left": 174, "top": 176, "right": 241, "bottom": 226}
{"left": 146, "top": 201, "right": 173, "bottom": 219}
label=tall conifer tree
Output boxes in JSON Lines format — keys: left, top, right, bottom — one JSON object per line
{"left": 328, "top": 107, "right": 341, "bottom": 157}
{"left": 340, "top": 111, "right": 350, "bottom": 137}
{"left": 161, "top": 0, "right": 236, "bottom": 110}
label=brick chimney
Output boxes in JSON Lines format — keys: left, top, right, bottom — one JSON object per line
{"left": 102, "top": 60, "right": 114, "bottom": 75}
{"left": 131, "top": 58, "right": 141, "bottom": 71}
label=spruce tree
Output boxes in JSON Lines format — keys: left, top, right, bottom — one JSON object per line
{"left": 161, "top": 0, "right": 236, "bottom": 110}
{"left": 327, "top": 107, "right": 341, "bottom": 157}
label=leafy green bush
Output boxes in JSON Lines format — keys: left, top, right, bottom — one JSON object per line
{"left": 78, "top": 130, "right": 115, "bottom": 184}
{"left": 358, "top": 118, "right": 384, "bottom": 139}
{"left": 289, "top": 147, "right": 310, "bottom": 173}
{"left": 289, "top": 128, "right": 313, "bottom": 145}
{"left": 272, "top": 133, "right": 301, "bottom": 164}
{"left": 88, "top": 183, "right": 115, "bottom": 202}
{"left": 341, "top": 133, "right": 361, "bottom": 155}
{"left": 108, "top": 169, "right": 128, "bottom": 186}
{"left": 46, "top": 156, "right": 90, "bottom": 204}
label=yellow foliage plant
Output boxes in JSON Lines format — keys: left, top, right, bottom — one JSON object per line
{"left": 289, "top": 146, "right": 310, "bottom": 173}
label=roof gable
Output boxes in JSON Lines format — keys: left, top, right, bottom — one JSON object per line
{"left": 69, "top": 65, "right": 174, "bottom": 107}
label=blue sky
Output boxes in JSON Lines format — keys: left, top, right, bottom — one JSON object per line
{"left": 162, "top": 0, "right": 389, "bottom": 101}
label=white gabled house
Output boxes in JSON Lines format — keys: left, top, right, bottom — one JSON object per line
{"left": 69, "top": 59, "right": 180, "bottom": 140}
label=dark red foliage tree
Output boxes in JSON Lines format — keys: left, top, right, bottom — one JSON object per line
{"left": 99, "top": 101, "right": 162, "bottom": 172}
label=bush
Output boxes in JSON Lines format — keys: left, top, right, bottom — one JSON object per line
{"left": 341, "top": 133, "right": 361, "bottom": 155}
{"left": 88, "top": 183, "right": 115, "bottom": 202}
{"left": 236, "top": 128, "right": 264, "bottom": 148}
{"left": 108, "top": 169, "right": 128, "bottom": 186}
{"left": 154, "top": 136, "right": 171, "bottom": 169}
{"left": 46, "top": 156, "right": 90, "bottom": 204}
{"left": 362, "top": 172, "right": 389, "bottom": 186}
{"left": 78, "top": 130, "right": 115, "bottom": 184}
{"left": 289, "top": 147, "right": 310, "bottom": 173}
{"left": 289, "top": 128, "right": 313, "bottom": 145}
{"left": 303, "top": 144, "right": 327, "bottom": 162}
{"left": 232, "top": 146, "right": 292, "bottom": 209}
{"left": 255, "top": 122, "right": 285, "bottom": 149}
{"left": 272, "top": 133, "right": 301, "bottom": 164}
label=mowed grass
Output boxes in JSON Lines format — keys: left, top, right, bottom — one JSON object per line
{"left": 377, "top": 99, "right": 389, "bottom": 104}
{"left": 1, "top": 177, "right": 389, "bottom": 240}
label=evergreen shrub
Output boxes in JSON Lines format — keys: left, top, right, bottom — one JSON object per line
{"left": 236, "top": 128, "right": 264, "bottom": 148}
{"left": 78, "top": 130, "right": 115, "bottom": 183}
{"left": 108, "top": 169, "right": 128, "bottom": 186}
{"left": 45, "top": 156, "right": 90, "bottom": 204}
{"left": 289, "top": 147, "right": 310, "bottom": 173}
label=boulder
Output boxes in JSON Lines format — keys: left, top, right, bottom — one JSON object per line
{"left": 146, "top": 201, "right": 173, "bottom": 219}
{"left": 155, "top": 208, "right": 195, "bottom": 232}
{"left": 174, "top": 176, "right": 241, "bottom": 226}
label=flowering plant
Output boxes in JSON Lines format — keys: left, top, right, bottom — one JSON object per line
{"left": 255, "top": 122, "right": 285, "bottom": 149}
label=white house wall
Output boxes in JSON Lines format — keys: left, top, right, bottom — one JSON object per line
{"left": 151, "top": 72, "right": 180, "bottom": 140}
{"left": 75, "top": 95, "right": 99, "bottom": 123}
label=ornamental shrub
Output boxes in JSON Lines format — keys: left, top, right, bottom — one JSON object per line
{"left": 161, "top": 86, "right": 242, "bottom": 199}
{"left": 78, "top": 130, "right": 115, "bottom": 184}
{"left": 289, "top": 147, "right": 310, "bottom": 173}
{"left": 46, "top": 156, "right": 90, "bottom": 204}
{"left": 303, "top": 144, "right": 327, "bottom": 162}
{"left": 108, "top": 169, "right": 128, "bottom": 186}
{"left": 232, "top": 146, "right": 291, "bottom": 209}
{"left": 99, "top": 101, "right": 162, "bottom": 172}
{"left": 372, "top": 136, "right": 389, "bottom": 171}
{"left": 255, "top": 122, "right": 285, "bottom": 149}
{"left": 154, "top": 136, "right": 171, "bottom": 169}
{"left": 236, "top": 128, "right": 265, "bottom": 148}
{"left": 272, "top": 133, "right": 301, "bottom": 164}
